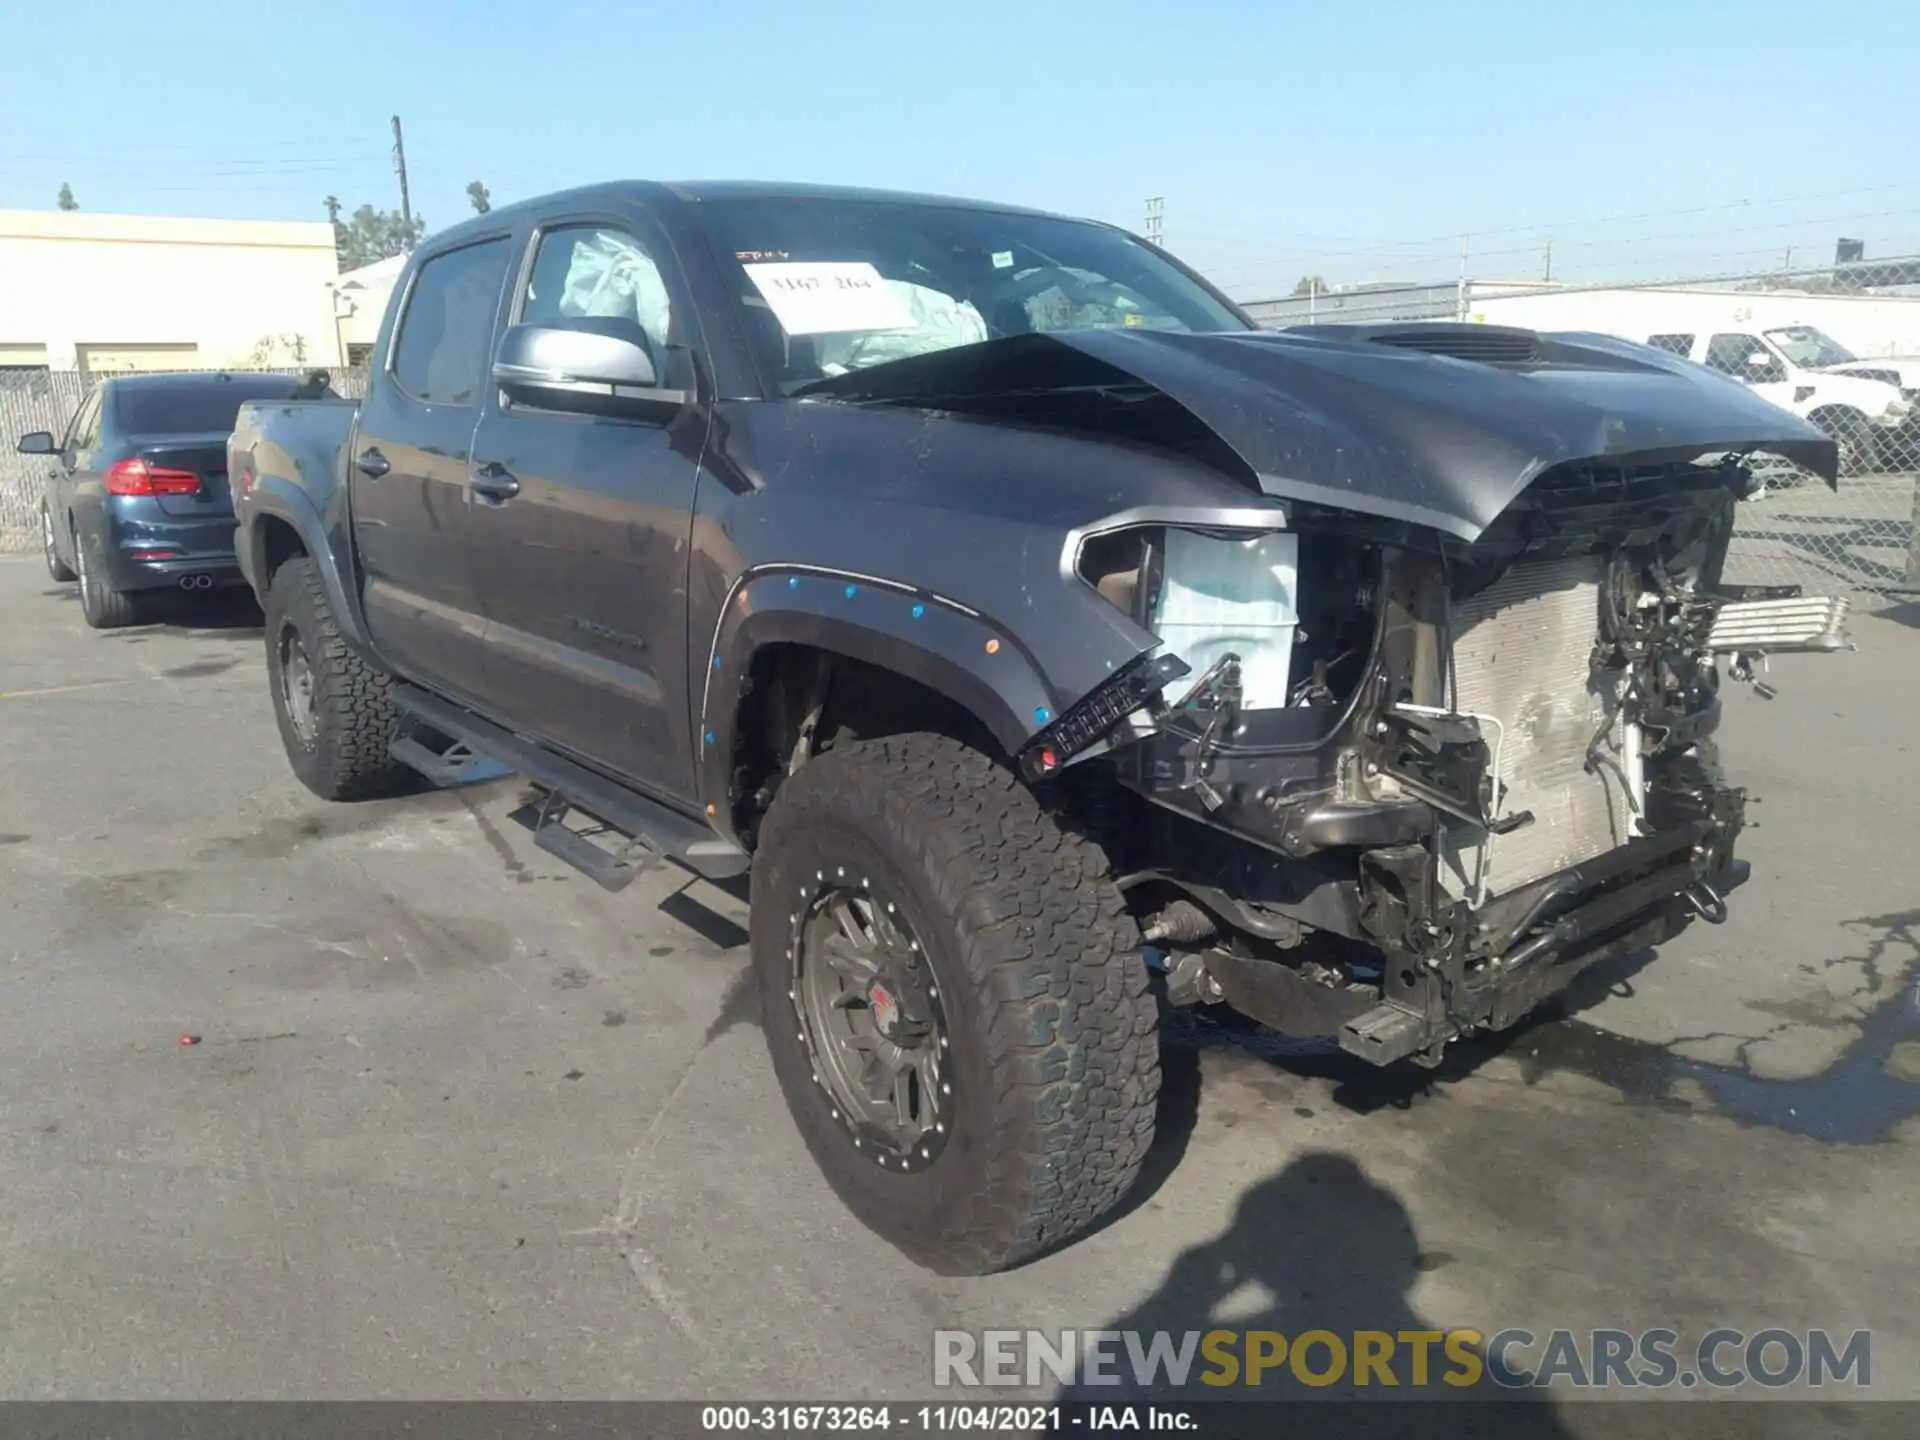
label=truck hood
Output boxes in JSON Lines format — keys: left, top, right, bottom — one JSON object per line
{"left": 1815, "top": 357, "right": 1920, "bottom": 388}
{"left": 801, "top": 323, "right": 1839, "bottom": 542}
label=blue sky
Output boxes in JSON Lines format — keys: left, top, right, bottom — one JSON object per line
{"left": 4, "top": 0, "right": 1914, "bottom": 297}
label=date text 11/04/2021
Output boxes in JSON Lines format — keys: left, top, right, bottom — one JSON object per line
{"left": 700, "top": 1407, "right": 1196, "bottom": 1432}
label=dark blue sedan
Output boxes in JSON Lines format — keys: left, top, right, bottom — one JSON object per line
{"left": 18, "top": 370, "right": 332, "bottom": 628}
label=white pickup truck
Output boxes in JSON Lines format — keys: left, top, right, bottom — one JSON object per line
{"left": 1642, "top": 323, "right": 1914, "bottom": 474}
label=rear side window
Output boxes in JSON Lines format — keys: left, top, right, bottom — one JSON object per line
{"left": 390, "top": 238, "right": 512, "bottom": 405}
{"left": 63, "top": 390, "right": 101, "bottom": 450}
{"left": 1646, "top": 333, "right": 1693, "bottom": 357}
{"left": 115, "top": 377, "right": 318, "bottom": 435}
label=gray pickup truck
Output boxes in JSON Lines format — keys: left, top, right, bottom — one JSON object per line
{"left": 229, "top": 179, "right": 1848, "bottom": 1275}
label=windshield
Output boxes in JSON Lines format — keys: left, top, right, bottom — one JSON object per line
{"left": 695, "top": 196, "right": 1249, "bottom": 392}
{"left": 1762, "top": 325, "right": 1856, "bottom": 369}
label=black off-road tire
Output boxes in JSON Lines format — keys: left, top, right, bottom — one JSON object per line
{"left": 751, "top": 732, "right": 1160, "bottom": 1275}
{"left": 43, "top": 503, "right": 76, "bottom": 582}
{"left": 74, "top": 526, "right": 140, "bottom": 629}
{"left": 264, "top": 556, "right": 412, "bottom": 802}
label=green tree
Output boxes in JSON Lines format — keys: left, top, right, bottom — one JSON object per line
{"left": 330, "top": 202, "right": 426, "bottom": 270}
{"left": 1290, "top": 275, "right": 1328, "bottom": 298}
{"left": 57, "top": 182, "right": 78, "bottom": 211}
{"left": 466, "top": 180, "right": 492, "bottom": 215}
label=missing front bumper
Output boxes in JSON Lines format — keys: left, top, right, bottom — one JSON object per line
{"left": 1334, "top": 824, "right": 1744, "bottom": 1067}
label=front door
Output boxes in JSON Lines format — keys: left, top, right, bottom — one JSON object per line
{"left": 352, "top": 234, "right": 513, "bottom": 705}
{"left": 465, "top": 216, "right": 709, "bottom": 805}
{"left": 1702, "top": 332, "right": 1796, "bottom": 415}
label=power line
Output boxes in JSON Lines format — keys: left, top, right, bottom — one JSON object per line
{"left": 1210, "top": 206, "right": 1920, "bottom": 290}
{"left": 1184, "top": 181, "right": 1920, "bottom": 256}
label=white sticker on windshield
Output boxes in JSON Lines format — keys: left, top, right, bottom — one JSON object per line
{"left": 991, "top": 250, "right": 1014, "bottom": 269}
{"left": 743, "top": 261, "right": 916, "bottom": 336}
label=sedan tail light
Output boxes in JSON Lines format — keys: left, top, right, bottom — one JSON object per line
{"left": 104, "top": 458, "right": 201, "bottom": 496}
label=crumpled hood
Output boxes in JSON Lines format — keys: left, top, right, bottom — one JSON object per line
{"left": 802, "top": 323, "right": 1840, "bottom": 542}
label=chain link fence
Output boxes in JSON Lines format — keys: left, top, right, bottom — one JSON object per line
{"left": 1, "top": 366, "right": 368, "bottom": 554}
{"left": 1242, "top": 255, "right": 1920, "bottom": 598}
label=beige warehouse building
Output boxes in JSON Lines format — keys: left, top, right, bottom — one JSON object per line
{"left": 0, "top": 208, "right": 344, "bottom": 374}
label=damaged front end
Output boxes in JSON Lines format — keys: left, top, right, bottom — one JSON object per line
{"left": 1030, "top": 456, "right": 1851, "bottom": 1067}
{"left": 805, "top": 322, "right": 1852, "bottom": 1067}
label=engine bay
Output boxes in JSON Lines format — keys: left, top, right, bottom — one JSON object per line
{"left": 1057, "top": 456, "right": 1850, "bottom": 1065}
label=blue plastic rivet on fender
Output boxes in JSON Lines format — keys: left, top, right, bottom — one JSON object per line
{"left": 844, "top": 584, "right": 859, "bottom": 599}
{"left": 787, "top": 575, "right": 800, "bottom": 588}
{"left": 1034, "top": 706, "right": 1051, "bottom": 724}
{"left": 704, "top": 729, "right": 716, "bottom": 744}
{"left": 911, "top": 603, "right": 925, "bottom": 619}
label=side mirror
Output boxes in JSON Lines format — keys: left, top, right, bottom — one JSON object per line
{"left": 16, "top": 431, "right": 56, "bottom": 455}
{"left": 491, "top": 320, "right": 686, "bottom": 417}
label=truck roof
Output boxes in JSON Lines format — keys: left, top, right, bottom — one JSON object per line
{"left": 424, "top": 179, "right": 1085, "bottom": 250}
{"left": 663, "top": 180, "right": 1068, "bottom": 218}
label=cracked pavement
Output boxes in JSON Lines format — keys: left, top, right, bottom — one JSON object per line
{"left": 0, "top": 555, "right": 1915, "bottom": 1414}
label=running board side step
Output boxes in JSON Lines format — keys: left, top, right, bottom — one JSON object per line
{"left": 389, "top": 685, "right": 750, "bottom": 886}
{"left": 509, "top": 792, "right": 658, "bottom": 893}
{"left": 388, "top": 734, "right": 512, "bottom": 788}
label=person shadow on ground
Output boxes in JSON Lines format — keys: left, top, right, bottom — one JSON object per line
{"left": 1059, "top": 1150, "right": 1575, "bottom": 1439}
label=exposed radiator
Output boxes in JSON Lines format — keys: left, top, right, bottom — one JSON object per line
{"left": 1436, "top": 554, "right": 1636, "bottom": 902}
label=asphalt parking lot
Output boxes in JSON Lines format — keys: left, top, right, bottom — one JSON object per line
{"left": 1, "top": 553, "right": 1916, "bottom": 1422}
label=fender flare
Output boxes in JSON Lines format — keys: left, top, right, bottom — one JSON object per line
{"left": 695, "top": 567, "right": 1084, "bottom": 834}
{"left": 242, "top": 475, "right": 372, "bottom": 651}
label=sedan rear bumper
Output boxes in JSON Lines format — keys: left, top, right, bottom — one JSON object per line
{"left": 97, "top": 509, "right": 241, "bottom": 592}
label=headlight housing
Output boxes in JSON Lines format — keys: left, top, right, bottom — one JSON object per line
{"left": 1077, "top": 524, "right": 1301, "bottom": 710}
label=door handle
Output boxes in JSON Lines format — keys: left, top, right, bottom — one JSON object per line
{"left": 470, "top": 461, "right": 520, "bottom": 501}
{"left": 356, "top": 447, "right": 390, "bottom": 479}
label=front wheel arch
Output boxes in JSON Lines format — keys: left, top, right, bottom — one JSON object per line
{"left": 698, "top": 580, "right": 1075, "bottom": 847}
{"left": 1807, "top": 405, "right": 1873, "bottom": 474}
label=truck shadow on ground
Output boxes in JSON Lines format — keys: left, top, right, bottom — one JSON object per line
{"left": 1058, "top": 1152, "right": 1574, "bottom": 1435}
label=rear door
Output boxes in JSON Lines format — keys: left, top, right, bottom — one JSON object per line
{"left": 464, "top": 212, "right": 710, "bottom": 803}
{"left": 352, "top": 235, "right": 514, "bottom": 705}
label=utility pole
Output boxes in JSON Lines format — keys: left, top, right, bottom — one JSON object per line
{"left": 1457, "top": 234, "right": 1470, "bottom": 320}
{"left": 391, "top": 114, "right": 413, "bottom": 229}
{"left": 1144, "top": 197, "right": 1163, "bottom": 247}
{"left": 1544, "top": 237, "right": 1553, "bottom": 283}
